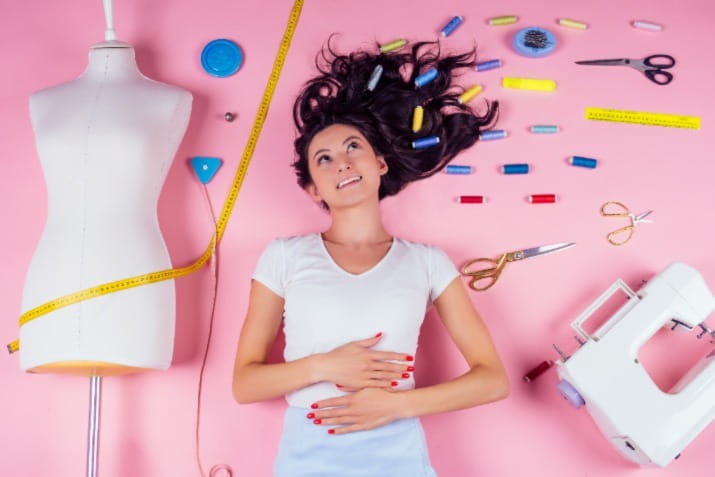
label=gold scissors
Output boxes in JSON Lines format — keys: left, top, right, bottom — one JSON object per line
{"left": 601, "top": 201, "right": 654, "bottom": 245}
{"left": 461, "top": 242, "right": 576, "bottom": 291}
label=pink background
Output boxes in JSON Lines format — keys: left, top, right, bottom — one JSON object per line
{"left": 2, "top": 0, "right": 714, "bottom": 476}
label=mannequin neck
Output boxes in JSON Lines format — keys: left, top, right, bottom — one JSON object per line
{"left": 82, "top": 45, "right": 143, "bottom": 80}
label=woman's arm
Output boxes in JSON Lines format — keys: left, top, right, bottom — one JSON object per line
{"left": 397, "top": 276, "right": 510, "bottom": 417}
{"left": 232, "top": 280, "right": 413, "bottom": 404}
{"left": 311, "top": 277, "right": 509, "bottom": 434}
{"left": 232, "top": 280, "right": 318, "bottom": 403}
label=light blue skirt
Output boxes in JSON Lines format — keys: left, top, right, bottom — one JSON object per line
{"left": 274, "top": 406, "right": 438, "bottom": 477}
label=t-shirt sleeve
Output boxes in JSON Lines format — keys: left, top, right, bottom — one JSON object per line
{"left": 251, "top": 239, "right": 286, "bottom": 298}
{"left": 429, "top": 245, "right": 460, "bottom": 302}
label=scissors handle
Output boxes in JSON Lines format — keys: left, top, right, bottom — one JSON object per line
{"left": 461, "top": 254, "right": 508, "bottom": 291}
{"left": 600, "top": 201, "right": 630, "bottom": 217}
{"left": 644, "top": 54, "right": 676, "bottom": 68}
{"left": 644, "top": 69, "right": 673, "bottom": 85}
{"left": 642, "top": 55, "right": 675, "bottom": 85}
{"left": 607, "top": 225, "right": 635, "bottom": 246}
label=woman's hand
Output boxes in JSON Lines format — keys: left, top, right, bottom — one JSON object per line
{"left": 307, "top": 387, "right": 407, "bottom": 435}
{"left": 313, "top": 333, "right": 414, "bottom": 391}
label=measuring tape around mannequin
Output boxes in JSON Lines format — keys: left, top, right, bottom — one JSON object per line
{"left": 7, "top": 0, "right": 305, "bottom": 354}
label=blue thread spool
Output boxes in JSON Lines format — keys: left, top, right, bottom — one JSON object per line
{"left": 367, "top": 65, "right": 383, "bottom": 91}
{"left": 475, "top": 59, "right": 502, "bottom": 72}
{"left": 412, "top": 136, "right": 440, "bottom": 149}
{"left": 569, "top": 156, "right": 597, "bottom": 168}
{"left": 415, "top": 68, "right": 438, "bottom": 88}
{"left": 441, "top": 16, "right": 464, "bottom": 37}
{"left": 502, "top": 163, "right": 530, "bottom": 174}
{"left": 530, "top": 125, "right": 560, "bottom": 134}
{"left": 445, "top": 164, "right": 472, "bottom": 174}
{"left": 480, "top": 129, "right": 508, "bottom": 141}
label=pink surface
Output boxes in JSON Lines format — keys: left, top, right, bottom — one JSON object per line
{"left": 1, "top": 0, "right": 714, "bottom": 476}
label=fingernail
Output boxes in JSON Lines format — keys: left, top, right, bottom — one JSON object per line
{"left": 311, "top": 403, "right": 319, "bottom": 409}
{"left": 313, "top": 419, "right": 322, "bottom": 425}
{"left": 307, "top": 413, "right": 315, "bottom": 419}
{"left": 402, "top": 373, "right": 410, "bottom": 379}
{"left": 391, "top": 381, "right": 398, "bottom": 387}
{"left": 328, "top": 429, "right": 335, "bottom": 434}
{"left": 336, "top": 384, "right": 343, "bottom": 388}
{"left": 406, "top": 355, "right": 414, "bottom": 361}
{"left": 407, "top": 366, "right": 415, "bottom": 372}
{"left": 375, "top": 332, "right": 383, "bottom": 337}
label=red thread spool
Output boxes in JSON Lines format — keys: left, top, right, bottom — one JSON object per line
{"left": 458, "top": 195, "right": 486, "bottom": 204}
{"left": 523, "top": 360, "right": 554, "bottom": 382}
{"left": 528, "top": 194, "right": 558, "bottom": 203}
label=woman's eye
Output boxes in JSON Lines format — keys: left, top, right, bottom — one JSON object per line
{"left": 347, "top": 141, "right": 359, "bottom": 152}
{"left": 317, "top": 155, "right": 331, "bottom": 164}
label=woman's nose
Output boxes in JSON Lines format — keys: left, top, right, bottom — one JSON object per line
{"left": 336, "top": 155, "right": 352, "bottom": 171}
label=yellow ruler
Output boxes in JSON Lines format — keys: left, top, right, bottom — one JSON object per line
{"left": 8, "top": 0, "right": 305, "bottom": 354}
{"left": 585, "top": 107, "right": 701, "bottom": 130}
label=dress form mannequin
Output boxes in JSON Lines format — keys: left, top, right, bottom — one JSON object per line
{"left": 20, "top": 24, "right": 192, "bottom": 376}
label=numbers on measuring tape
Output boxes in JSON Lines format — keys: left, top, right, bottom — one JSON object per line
{"left": 585, "top": 107, "right": 701, "bottom": 129}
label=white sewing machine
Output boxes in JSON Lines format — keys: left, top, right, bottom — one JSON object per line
{"left": 555, "top": 262, "right": 715, "bottom": 467}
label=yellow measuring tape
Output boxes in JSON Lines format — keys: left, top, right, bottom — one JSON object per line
{"left": 7, "top": 0, "right": 305, "bottom": 354}
{"left": 585, "top": 107, "right": 701, "bottom": 130}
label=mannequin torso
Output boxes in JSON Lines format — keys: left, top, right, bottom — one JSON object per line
{"left": 21, "top": 45, "right": 192, "bottom": 375}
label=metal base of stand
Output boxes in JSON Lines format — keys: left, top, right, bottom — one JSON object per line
{"left": 87, "top": 376, "right": 102, "bottom": 477}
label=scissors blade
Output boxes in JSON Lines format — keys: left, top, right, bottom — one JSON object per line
{"left": 575, "top": 58, "right": 629, "bottom": 66}
{"left": 520, "top": 242, "right": 576, "bottom": 259}
{"left": 634, "top": 210, "right": 654, "bottom": 222}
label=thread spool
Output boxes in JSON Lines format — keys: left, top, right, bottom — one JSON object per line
{"left": 502, "top": 163, "right": 530, "bottom": 174}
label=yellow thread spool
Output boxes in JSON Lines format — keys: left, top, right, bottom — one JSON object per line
{"left": 412, "top": 106, "right": 424, "bottom": 132}
{"left": 380, "top": 39, "right": 407, "bottom": 53}
{"left": 458, "top": 85, "right": 483, "bottom": 104}
{"left": 489, "top": 15, "right": 518, "bottom": 26}
{"left": 558, "top": 18, "right": 588, "bottom": 29}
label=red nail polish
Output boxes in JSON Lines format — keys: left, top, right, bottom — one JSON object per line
{"left": 313, "top": 419, "right": 322, "bottom": 425}
{"left": 402, "top": 373, "right": 410, "bottom": 379}
{"left": 406, "top": 355, "right": 414, "bottom": 361}
{"left": 307, "top": 413, "right": 315, "bottom": 419}
{"left": 375, "top": 332, "right": 383, "bottom": 337}
{"left": 336, "top": 384, "right": 343, "bottom": 388}
{"left": 391, "top": 381, "right": 398, "bottom": 387}
{"left": 328, "top": 429, "right": 335, "bottom": 434}
{"left": 407, "top": 366, "right": 415, "bottom": 372}
{"left": 311, "top": 403, "right": 319, "bottom": 409}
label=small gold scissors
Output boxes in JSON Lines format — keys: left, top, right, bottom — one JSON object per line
{"left": 601, "top": 201, "right": 654, "bottom": 246}
{"left": 461, "top": 242, "right": 576, "bottom": 291}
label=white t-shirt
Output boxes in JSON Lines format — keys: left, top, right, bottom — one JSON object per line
{"left": 252, "top": 232, "right": 460, "bottom": 408}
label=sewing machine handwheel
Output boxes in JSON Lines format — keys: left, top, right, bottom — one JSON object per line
{"left": 557, "top": 380, "right": 585, "bottom": 408}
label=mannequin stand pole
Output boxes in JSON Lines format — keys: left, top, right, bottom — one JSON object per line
{"left": 86, "top": 376, "right": 102, "bottom": 477}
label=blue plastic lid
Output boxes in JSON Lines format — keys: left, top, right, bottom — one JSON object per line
{"left": 512, "top": 27, "right": 557, "bottom": 58}
{"left": 201, "top": 39, "right": 243, "bottom": 77}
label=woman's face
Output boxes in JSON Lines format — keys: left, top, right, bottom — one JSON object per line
{"left": 305, "top": 123, "right": 388, "bottom": 210}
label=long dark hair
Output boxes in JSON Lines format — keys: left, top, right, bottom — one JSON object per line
{"left": 292, "top": 38, "right": 498, "bottom": 200}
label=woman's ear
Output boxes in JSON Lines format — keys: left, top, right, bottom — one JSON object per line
{"left": 305, "top": 182, "right": 323, "bottom": 203}
{"left": 377, "top": 156, "right": 389, "bottom": 176}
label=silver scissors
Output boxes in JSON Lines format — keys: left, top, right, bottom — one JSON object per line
{"left": 460, "top": 242, "right": 576, "bottom": 291}
{"left": 575, "top": 54, "right": 675, "bottom": 85}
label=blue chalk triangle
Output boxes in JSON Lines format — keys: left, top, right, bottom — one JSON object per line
{"left": 190, "top": 156, "right": 223, "bottom": 184}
